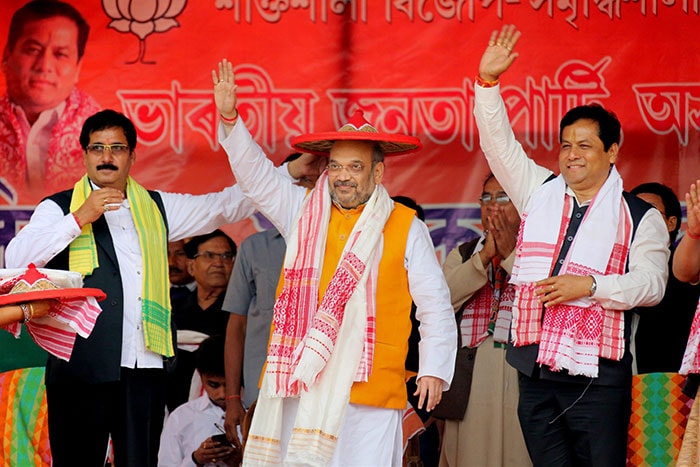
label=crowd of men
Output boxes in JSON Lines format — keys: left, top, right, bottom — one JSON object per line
{"left": 2, "top": 2, "right": 700, "bottom": 466}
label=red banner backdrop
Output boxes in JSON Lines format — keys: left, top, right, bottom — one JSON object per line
{"left": 0, "top": 0, "right": 698, "bottom": 262}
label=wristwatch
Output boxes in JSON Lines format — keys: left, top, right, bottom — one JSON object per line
{"left": 589, "top": 275, "right": 597, "bottom": 297}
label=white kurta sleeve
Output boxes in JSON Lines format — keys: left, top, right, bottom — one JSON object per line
{"left": 473, "top": 84, "right": 553, "bottom": 214}
{"left": 593, "top": 208, "right": 669, "bottom": 309}
{"left": 218, "top": 120, "right": 307, "bottom": 238}
{"left": 406, "top": 217, "right": 458, "bottom": 390}
{"left": 159, "top": 163, "right": 293, "bottom": 243}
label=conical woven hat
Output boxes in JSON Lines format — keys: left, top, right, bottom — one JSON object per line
{"left": 291, "top": 109, "right": 421, "bottom": 156}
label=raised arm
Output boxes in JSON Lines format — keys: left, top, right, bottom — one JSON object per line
{"left": 674, "top": 179, "right": 700, "bottom": 283}
{"left": 213, "top": 59, "right": 239, "bottom": 138}
{"left": 473, "top": 26, "right": 552, "bottom": 213}
{"left": 212, "top": 59, "right": 310, "bottom": 237}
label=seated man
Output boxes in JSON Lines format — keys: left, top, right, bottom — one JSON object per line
{"left": 167, "top": 229, "right": 237, "bottom": 412}
{"left": 159, "top": 335, "right": 242, "bottom": 467}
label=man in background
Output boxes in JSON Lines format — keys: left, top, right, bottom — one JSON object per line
{"left": 1, "top": 0, "right": 99, "bottom": 199}
{"left": 159, "top": 335, "right": 241, "bottom": 467}
{"left": 631, "top": 182, "right": 700, "bottom": 373}
{"left": 167, "top": 230, "right": 237, "bottom": 412}
{"left": 168, "top": 239, "right": 196, "bottom": 302}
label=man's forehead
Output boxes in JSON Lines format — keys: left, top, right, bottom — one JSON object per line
{"left": 168, "top": 241, "right": 185, "bottom": 251}
{"left": 198, "top": 236, "right": 232, "bottom": 252}
{"left": 329, "top": 140, "right": 374, "bottom": 160}
{"left": 17, "top": 17, "right": 79, "bottom": 47}
{"left": 88, "top": 128, "right": 127, "bottom": 142}
{"left": 561, "top": 119, "right": 600, "bottom": 140}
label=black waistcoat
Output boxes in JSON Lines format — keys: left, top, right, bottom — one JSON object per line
{"left": 43, "top": 188, "right": 168, "bottom": 385}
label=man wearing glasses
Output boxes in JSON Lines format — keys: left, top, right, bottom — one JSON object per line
{"left": 166, "top": 229, "right": 238, "bottom": 412}
{"left": 440, "top": 173, "right": 529, "bottom": 466}
{"left": 5, "top": 108, "right": 316, "bottom": 466}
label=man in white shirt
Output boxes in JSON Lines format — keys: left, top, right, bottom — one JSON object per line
{"left": 159, "top": 335, "right": 241, "bottom": 467}
{"left": 473, "top": 25, "right": 669, "bottom": 466}
{"left": 5, "top": 108, "right": 309, "bottom": 466}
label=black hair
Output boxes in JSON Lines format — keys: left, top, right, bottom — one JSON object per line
{"left": 630, "top": 182, "right": 682, "bottom": 243}
{"left": 282, "top": 152, "right": 303, "bottom": 165}
{"left": 371, "top": 144, "right": 385, "bottom": 165}
{"left": 391, "top": 195, "right": 425, "bottom": 221}
{"left": 79, "top": 109, "right": 137, "bottom": 152}
{"left": 184, "top": 229, "right": 237, "bottom": 259}
{"left": 483, "top": 172, "right": 496, "bottom": 188}
{"left": 195, "top": 335, "right": 225, "bottom": 377}
{"left": 559, "top": 104, "right": 621, "bottom": 151}
{"left": 6, "top": 0, "right": 90, "bottom": 60}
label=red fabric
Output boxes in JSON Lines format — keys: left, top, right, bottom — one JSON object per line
{"left": 0, "top": 1, "right": 696, "bottom": 250}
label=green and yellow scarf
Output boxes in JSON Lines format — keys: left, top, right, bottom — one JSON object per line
{"left": 68, "top": 175, "right": 173, "bottom": 357}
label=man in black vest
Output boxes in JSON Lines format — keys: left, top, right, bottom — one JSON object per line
{"left": 473, "top": 26, "right": 669, "bottom": 466}
{"left": 5, "top": 109, "right": 317, "bottom": 466}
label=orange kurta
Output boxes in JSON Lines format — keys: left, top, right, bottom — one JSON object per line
{"left": 318, "top": 202, "right": 415, "bottom": 409}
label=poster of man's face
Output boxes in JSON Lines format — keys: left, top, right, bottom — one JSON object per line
{"left": 0, "top": 1, "right": 94, "bottom": 204}
{"left": 2, "top": 13, "right": 83, "bottom": 118}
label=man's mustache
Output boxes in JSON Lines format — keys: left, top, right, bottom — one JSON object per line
{"left": 97, "top": 163, "right": 118, "bottom": 171}
{"left": 334, "top": 181, "right": 357, "bottom": 188}
{"left": 169, "top": 266, "right": 183, "bottom": 274}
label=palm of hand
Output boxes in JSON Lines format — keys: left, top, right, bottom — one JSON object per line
{"left": 478, "top": 47, "right": 512, "bottom": 81}
{"left": 214, "top": 83, "right": 237, "bottom": 116}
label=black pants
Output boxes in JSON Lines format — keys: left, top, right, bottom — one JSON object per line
{"left": 517, "top": 373, "right": 631, "bottom": 467}
{"left": 46, "top": 368, "right": 166, "bottom": 467}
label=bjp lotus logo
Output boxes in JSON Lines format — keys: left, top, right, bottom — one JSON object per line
{"left": 102, "top": 0, "right": 188, "bottom": 64}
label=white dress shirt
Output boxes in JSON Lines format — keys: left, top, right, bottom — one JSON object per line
{"left": 158, "top": 394, "right": 234, "bottom": 467}
{"left": 12, "top": 100, "right": 65, "bottom": 187}
{"left": 5, "top": 175, "right": 290, "bottom": 368}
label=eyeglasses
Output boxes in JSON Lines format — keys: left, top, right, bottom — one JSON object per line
{"left": 193, "top": 251, "right": 235, "bottom": 262}
{"left": 327, "top": 162, "right": 366, "bottom": 175}
{"left": 479, "top": 192, "right": 510, "bottom": 204}
{"left": 86, "top": 144, "right": 130, "bottom": 156}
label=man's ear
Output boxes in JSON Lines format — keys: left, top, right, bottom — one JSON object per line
{"left": 607, "top": 143, "right": 619, "bottom": 165}
{"left": 373, "top": 161, "right": 384, "bottom": 184}
{"left": 667, "top": 215, "right": 679, "bottom": 234}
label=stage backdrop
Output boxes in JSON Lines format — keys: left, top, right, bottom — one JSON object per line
{"left": 1, "top": 0, "right": 698, "bottom": 264}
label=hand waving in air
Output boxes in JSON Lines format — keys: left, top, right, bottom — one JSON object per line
{"left": 212, "top": 59, "right": 239, "bottom": 130}
{"left": 478, "top": 24, "right": 522, "bottom": 82}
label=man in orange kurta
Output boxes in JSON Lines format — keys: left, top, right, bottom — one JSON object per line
{"left": 213, "top": 59, "right": 457, "bottom": 465}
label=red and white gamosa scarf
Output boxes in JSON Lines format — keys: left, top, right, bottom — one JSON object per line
{"left": 244, "top": 171, "right": 393, "bottom": 465}
{"left": 460, "top": 237, "right": 515, "bottom": 348}
{"left": 510, "top": 167, "right": 632, "bottom": 378}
